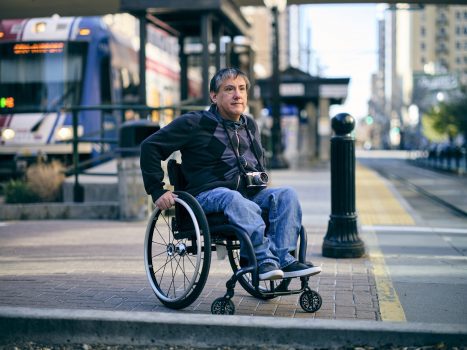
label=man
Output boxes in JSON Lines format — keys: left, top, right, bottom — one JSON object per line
{"left": 140, "top": 67, "right": 321, "bottom": 280}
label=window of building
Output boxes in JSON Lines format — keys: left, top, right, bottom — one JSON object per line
{"left": 456, "top": 41, "right": 461, "bottom": 49}
{"left": 440, "top": 59, "right": 448, "bottom": 68}
{"left": 456, "top": 26, "right": 461, "bottom": 35}
{"left": 421, "top": 26, "right": 426, "bottom": 36}
{"left": 421, "top": 42, "right": 426, "bottom": 50}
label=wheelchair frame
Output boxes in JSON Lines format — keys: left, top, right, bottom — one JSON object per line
{"left": 144, "top": 159, "right": 322, "bottom": 315}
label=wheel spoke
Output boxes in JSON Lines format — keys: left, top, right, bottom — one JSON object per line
{"left": 153, "top": 254, "right": 174, "bottom": 275}
{"left": 151, "top": 241, "right": 168, "bottom": 247}
{"left": 173, "top": 253, "right": 193, "bottom": 292}
{"left": 166, "top": 253, "right": 176, "bottom": 298}
{"left": 154, "top": 229, "right": 168, "bottom": 246}
{"left": 184, "top": 250, "right": 198, "bottom": 269}
{"left": 171, "top": 255, "right": 185, "bottom": 298}
{"left": 152, "top": 250, "right": 168, "bottom": 258}
{"left": 182, "top": 254, "right": 187, "bottom": 290}
{"left": 156, "top": 255, "right": 170, "bottom": 287}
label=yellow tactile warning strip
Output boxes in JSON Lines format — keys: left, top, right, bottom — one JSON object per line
{"left": 356, "top": 165, "right": 415, "bottom": 226}
{"left": 364, "top": 229, "right": 407, "bottom": 322}
{"left": 356, "top": 164, "right": 411, "bottom": 322}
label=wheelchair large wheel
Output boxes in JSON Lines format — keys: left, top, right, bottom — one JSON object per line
{"left": 144, "top": 191, "right": 211, "bottom": 309}
{"left": 227, "top": 225, "right": 308, "bottom": 300}
{"left": 227, "top": 246, "right": 277, "bottom": 300}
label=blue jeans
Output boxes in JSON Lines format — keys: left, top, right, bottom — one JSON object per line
{"left": 195, "top": 187, "right": 302, "bottom": 268}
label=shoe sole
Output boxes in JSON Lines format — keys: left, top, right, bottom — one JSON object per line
{"left": 282, "top": 266, "right": 322, "bottom": 279}
{"left": 259, "top": 270, "right": 284, "bottom": 280}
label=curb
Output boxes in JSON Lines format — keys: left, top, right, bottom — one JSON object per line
{"left": 0, "top": 202, "right": 119, "bottom": 220}
{"left": 1, "top": 307, "right": 466, "bottom": 349}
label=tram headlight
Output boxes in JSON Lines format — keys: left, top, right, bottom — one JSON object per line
{"left": 1, "top": 128, "right": 15, "bottom": 141}
{"left": 56, "top": 126, "right": 83, "bottom": 141}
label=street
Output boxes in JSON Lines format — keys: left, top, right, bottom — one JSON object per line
{"left": 357, "top": 150, "right": 467, "bottom": 324}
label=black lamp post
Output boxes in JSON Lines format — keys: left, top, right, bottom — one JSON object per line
{"left": 265, "top": 0, "right": 288, "bottom": 169}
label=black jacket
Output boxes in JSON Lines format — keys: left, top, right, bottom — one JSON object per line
{"left": 140, "top": 105, "right": 266, "bottom": 202}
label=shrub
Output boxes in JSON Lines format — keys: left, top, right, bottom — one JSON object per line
{"left": 4, "top": 179, "right": 39, "bottom": 204}
{"left": 26, "top": 160, "right": 65, "bottom": 202}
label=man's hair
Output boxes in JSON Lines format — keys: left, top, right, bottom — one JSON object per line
{"left": 209, "top": 67, "right": 250, "bottom": 93}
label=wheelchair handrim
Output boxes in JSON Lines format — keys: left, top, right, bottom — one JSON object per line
{"left": 144, "top": 198, "right": 203, "bottom": 303}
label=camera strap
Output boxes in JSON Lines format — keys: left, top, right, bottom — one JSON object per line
{"left": 221, "top": 117, "right": 265, "bottom": 175}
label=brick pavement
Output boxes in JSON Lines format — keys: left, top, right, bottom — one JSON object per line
{"left": 0, "top": 165, "right": 399, "bottom": 320}
{"left": 0, "top": 218, "right": 380, "bottom": 320}
{"left": 3, "top": 163, "right": 467, "bottom": 349}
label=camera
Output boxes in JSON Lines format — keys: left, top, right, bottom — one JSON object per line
{"left": 245, "top": 171, "right": 269, "bottom": 188}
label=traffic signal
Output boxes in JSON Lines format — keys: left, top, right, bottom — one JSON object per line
{"left": 365, "top": 115, "right": 374, "bottom": 125}
{"left": 390, "top": 126, "right": 400, "bottom": 135}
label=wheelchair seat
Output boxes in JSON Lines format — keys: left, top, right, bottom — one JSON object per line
{"left": 143, "top": 159, "right": 322, "bottom": 315}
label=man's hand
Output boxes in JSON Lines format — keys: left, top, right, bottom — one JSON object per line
{"left": 155, "top": 191, "right": 178, "bottom": 211}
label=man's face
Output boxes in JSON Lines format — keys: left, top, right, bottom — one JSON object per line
{"left": 210, "top": 76, "right": 248, "bottom": 121}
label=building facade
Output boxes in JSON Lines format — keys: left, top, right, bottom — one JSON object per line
{"left": 371, "top": 4, "right": 467, "bottom": 149}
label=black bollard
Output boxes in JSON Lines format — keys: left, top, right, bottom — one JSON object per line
{"left": 322, "top": 113, "right": 365, "bottom": 258}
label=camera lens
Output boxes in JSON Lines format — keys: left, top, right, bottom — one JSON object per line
{"left": 259, "top": 172, "right": 268, "bottom": 183}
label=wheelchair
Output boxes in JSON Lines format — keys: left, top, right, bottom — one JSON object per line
{"left": 144, "top": 159, "right": 322, "bottom": 315}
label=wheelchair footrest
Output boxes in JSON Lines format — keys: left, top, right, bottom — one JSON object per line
{"left": 255, "top": 276, "right": 311, "bottom": 298}
{"left": 257, "top": 285, "right": 306, "bottom": 298}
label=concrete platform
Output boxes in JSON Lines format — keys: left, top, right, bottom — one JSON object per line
{"left": 0, "top": 159, "right": 466, "bottom": 348}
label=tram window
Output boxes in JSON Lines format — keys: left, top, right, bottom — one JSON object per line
{"left": 0, "top": 41, "right": 87, "bottom": 112}
{"left": 119, "top": 68, "right": 139, "bottom": 104}
{"left": 100, "top": 56, "right": 111, "bottom": 104}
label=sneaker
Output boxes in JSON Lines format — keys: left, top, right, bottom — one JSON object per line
{"left": 258, "top": 262, "right": 284, "bottom": 280}
{"left": 282, "top": 261, "right": 321, "bottom": 278}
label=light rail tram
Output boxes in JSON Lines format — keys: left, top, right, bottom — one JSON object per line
{"left": 0, "top": 15, "right": 182, "bottom": 178}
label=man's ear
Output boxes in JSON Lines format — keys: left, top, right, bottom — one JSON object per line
{"left": 210, "top": 91, "right": 217, "bottom": 103}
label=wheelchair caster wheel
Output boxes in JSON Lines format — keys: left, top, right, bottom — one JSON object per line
{"left": 299, "top": 289, "right": 322, "bottom": 313}
{"left": 211, "top": 297, "right": 235, "bottom": 315}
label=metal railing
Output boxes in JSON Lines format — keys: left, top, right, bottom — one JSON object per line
{"left": 61, "top": 102, "right": 207, "bottom": 202}
{"left": 410, "top": 144, "right": 466, "bottom": 175}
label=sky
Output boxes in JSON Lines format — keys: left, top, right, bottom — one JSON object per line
{"left": 304, "top": 4, "right": 380, "bottom": 119}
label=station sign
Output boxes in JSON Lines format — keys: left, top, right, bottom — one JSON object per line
{"left": 279, "top": 83, "right": 305, "bottom": 96}
{"left": 319, "top": 85, "right": 348, "bottom": 99}
{"left": 13, "top": 42, "right": 64, "bottom": 55}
